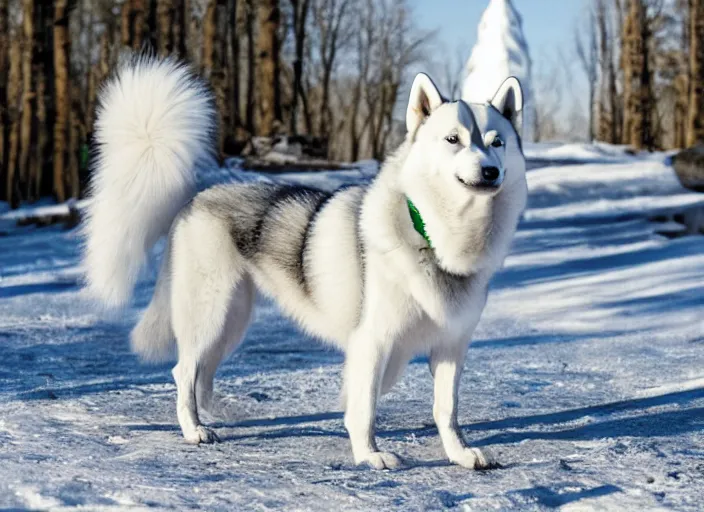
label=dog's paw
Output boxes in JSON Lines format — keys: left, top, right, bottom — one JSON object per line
{"left": 183, "top": 425, "right": 220, "bottom": 445}
{"left": 357, "top": 451, "right": 403, "bottom": 470}
{"left": 450, "top": 447, "right": 496, "bottom": 470}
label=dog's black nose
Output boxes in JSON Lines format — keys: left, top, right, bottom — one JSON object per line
{"left": 481, "top": 166, "right": 500, "bottom": 182}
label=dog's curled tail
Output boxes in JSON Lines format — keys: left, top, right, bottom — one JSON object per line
{"left": 82, "top": 54, "right": 217, "bottom": 310}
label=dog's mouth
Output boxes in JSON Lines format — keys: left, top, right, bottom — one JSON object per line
{"left": 455, "top": 175, "right": 502, "bottom": 193}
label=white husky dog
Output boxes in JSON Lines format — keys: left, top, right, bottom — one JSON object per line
{"left": 83, "top": 55, "right": 527, "bottom": 470}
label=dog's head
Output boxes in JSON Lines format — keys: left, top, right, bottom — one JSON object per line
{"left": 399, "top": 73, "right": 527, "bottom": 275}
{"left": 402, "top": 73, "right": 525, "bottom": 200}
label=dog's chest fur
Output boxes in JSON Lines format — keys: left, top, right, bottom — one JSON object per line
{"left": 374, "top": 242, "right": 490, "bottom": 345}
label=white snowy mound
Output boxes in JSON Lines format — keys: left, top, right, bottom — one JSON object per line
{"left": 462, "top": 0, "right": 536, "bottom": 141}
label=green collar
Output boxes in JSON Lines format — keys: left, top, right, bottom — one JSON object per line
{"left": 407, "top": 198, "right": 433, "bottom": 248}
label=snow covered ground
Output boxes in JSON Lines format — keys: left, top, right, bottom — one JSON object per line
{"left": 1, "top": 147, "right": 703, "bottom": 511}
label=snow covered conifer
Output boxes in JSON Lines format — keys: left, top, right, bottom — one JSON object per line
{"left": 462, "top": 0, "right": 535, "bottom": 141}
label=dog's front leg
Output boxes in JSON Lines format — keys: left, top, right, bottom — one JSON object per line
{"left": 343, "top": 331, "right": 402, "bottom": 470}
{"left": 430, "top": 343, "right": 494, "bottom": 469}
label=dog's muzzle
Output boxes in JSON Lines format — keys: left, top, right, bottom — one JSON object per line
{"left": 456, "top": 166, "right": 503, "bottom": 191}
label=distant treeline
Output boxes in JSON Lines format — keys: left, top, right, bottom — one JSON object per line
{"left": 0, "top": 0, "right": 430, "bottom": 207}
{"left": 572, "top": 0, "right": 704, "bottom": 151}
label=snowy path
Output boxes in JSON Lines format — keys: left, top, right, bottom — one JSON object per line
{"left": 1, "top": 153, "right": 703, "bottom": 510}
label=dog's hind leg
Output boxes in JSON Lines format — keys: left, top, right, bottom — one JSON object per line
{"left": 169, "top": 211, "right": 244, "bottom": 444}
{"left": 196, "top": 275, "right": 255, "bottom": 417}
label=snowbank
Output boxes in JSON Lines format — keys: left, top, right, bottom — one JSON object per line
{"left": 462, "top": 0, "right": 536, "bottom": 141}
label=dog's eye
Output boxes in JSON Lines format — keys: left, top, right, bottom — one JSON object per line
{"left": 445, "top": 134, "right": 459, "bottom": 145}
{"left": 491, "top": 137, "right": 504, "bottom": 148}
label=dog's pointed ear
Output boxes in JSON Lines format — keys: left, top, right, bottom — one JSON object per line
{"left": 406, "top": 73, "right": 445, "bottom": 135}
{"left": 491, "top": 77, "right": 524, "bottom": 137}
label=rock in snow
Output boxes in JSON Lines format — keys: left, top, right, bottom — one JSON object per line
{"left": 462, "top": 0, "right": 536, "bottom": 141}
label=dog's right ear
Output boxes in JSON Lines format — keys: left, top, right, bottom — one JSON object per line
{"left": 406, "top": 73, "right": 445, "bottom": 135}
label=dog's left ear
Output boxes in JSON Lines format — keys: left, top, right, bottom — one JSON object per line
{"left": 491, "top": 77, "right": 524, "bottom": 137}
{"left": 406, "top": 73, "right": 445, "bottom": 135}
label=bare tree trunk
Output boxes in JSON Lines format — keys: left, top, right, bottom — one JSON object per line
{"left": 315, "top": 0, "right": 350, "bottom": 141}
{"left": 203, "top": 0, "right": 229, "bottom": 154}
{"left": 674, "top": 75, "right": 689, "bottom": 148}
{"left": 69, "top": 88, "right": 81, "bottom": 197}
{"left": 156, "top": 0, "right": 175, "bottom": 56}
{"left": 230, "top": 0, "right": 241, "bottom": 136}
{"left": 687, "top": 0, "right": 704, "bottom": 146}
{"left": 349, "top": 80, "right": 363, "bottom": 161}
{"left": 673, "top": 0, "right": 690, "bottom": 148}
{"left": 33, "top": 1, "right": 54, "bottom": 200}
{"left": 299, "top": 77, "right": 313, "bottom": 135}
{"left": 54, "top": 0, "right": 71, "bottom": 202}
{"left": 0, "top": 0, "right": 8, "bottom": 201}
{"left": 622, "top": 1, "right": 633, "bottom": 146}
{"left": 596, "top": 0, "right": 611, "bottom": 142}
{"left": 122, "top": 0, "right": 150, "bottom": 50}
{"left": 121, "top": 0, "right": 132, "bottom": 47}
{"left": 289, "top": 0, "right": 310, "bottom": 135}
{"left": 575, "top": 5, "right": 598, "bottom": 142}
{"left": 173, "top": 0, "right": 187, "bottom": 57}
{"left": 614, "top": 0, "right": 627, "bottom": 143}
{"left": 373, "top": 78, "right": 395, "bottom": 159}
{"left": 256, "top": 0, "right": 282, "bottom": 136}
{"left": 80, "top": 0, "right": 93, "bottom": 137}
{"left": 34, "top": 57, "right": 48, "bottom": 198}
{"left": 188, "top": 0, "right": 203, "bottom": 68}
{"left": 87, "top": 33, "right": 110, "bottom": 136}
{"left": 245, "top": 0, "right": 255, "bottom": 135}
{"left": 19, "top": 0, "right": 35, "bottom": 199}
{"left": 609, "top": 54, "right": 621, "bottom": 144}
{"left": 202, "top": 0, "right": 217, "bottom": 74}
{"left": 638, "top": 6, "right": 655, "bottom": 150}
{"left": 596, "top": 0, "right": 620, "bottom": 145}
{"left": 5, "top": 38, "right": 21, "bottom": 208}
{"left": 349, "top": 1, "right": 371, "bottom": 161}
{"left": 622, "top": 0, "right": 644, "bottom": 148}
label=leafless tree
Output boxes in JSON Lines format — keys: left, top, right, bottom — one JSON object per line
{"left": 428, "top": 42, "right": 467, "bottom": 101}
{"left": 347, "top": 0, "right": 373, "bottom": 161}
{"left": 0, "top": 0, "right": 438, "bottom": 207}
{"left": 54, "top": 0, "right": 75, "bottom": 202}
{"left": 203, "top": 0, "right": 230, "bottom": 153}
{"left": 0, "top": 0, "right": 7, "bottom": 201}
{"left": 575, "top": 3, "right": 599, "bottom": 141}
{"left": 366, "top": 0, "right": 430, "bottom": 159}
{"left": 622, "top": 0, "right": 661, "bottom": 150}
{"left": 289, "top": 0, "right": 310, "bottom": 134}
{"left": 311, "top": 0, "right": 351, "bottom": 140}
{"left": 687, "top": 0, "right": 704, "bottom": 145}
{"left": 5, "top": 37, "right": 21, "bottom": 207}
{"left": 533, "top": 51, "right": 567, "bottom": 142}
{"left": 595, "top": 0, "right": 621, "bottom": 144}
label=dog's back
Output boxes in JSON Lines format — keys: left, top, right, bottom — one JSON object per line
{"left": 185, "top": 182, "right": 366, "bottom": 345}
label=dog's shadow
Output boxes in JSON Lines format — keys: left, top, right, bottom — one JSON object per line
{"left": 128, "top": 386, "right": 703, "bottom": 469}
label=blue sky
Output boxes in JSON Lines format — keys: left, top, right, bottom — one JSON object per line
{"left": 412, "top": 0, "right": 584, "bottom": 64}
{"left": 409, "top": 0, "right": 589, "bottom": 129}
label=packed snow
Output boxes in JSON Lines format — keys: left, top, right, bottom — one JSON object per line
{"left": 462, "top": 0, "right": 536, "bottom": 142}
{"left": 1, "top": 146, "right": 703, "bottom": 510}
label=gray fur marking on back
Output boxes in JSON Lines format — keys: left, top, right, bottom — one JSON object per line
{"left": 193, "top": 182, "right": 333, "bottom": 291}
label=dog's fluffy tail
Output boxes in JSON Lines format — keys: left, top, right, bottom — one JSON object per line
{"left": 82, "top": 54, "right": 217, "bottom": 310}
